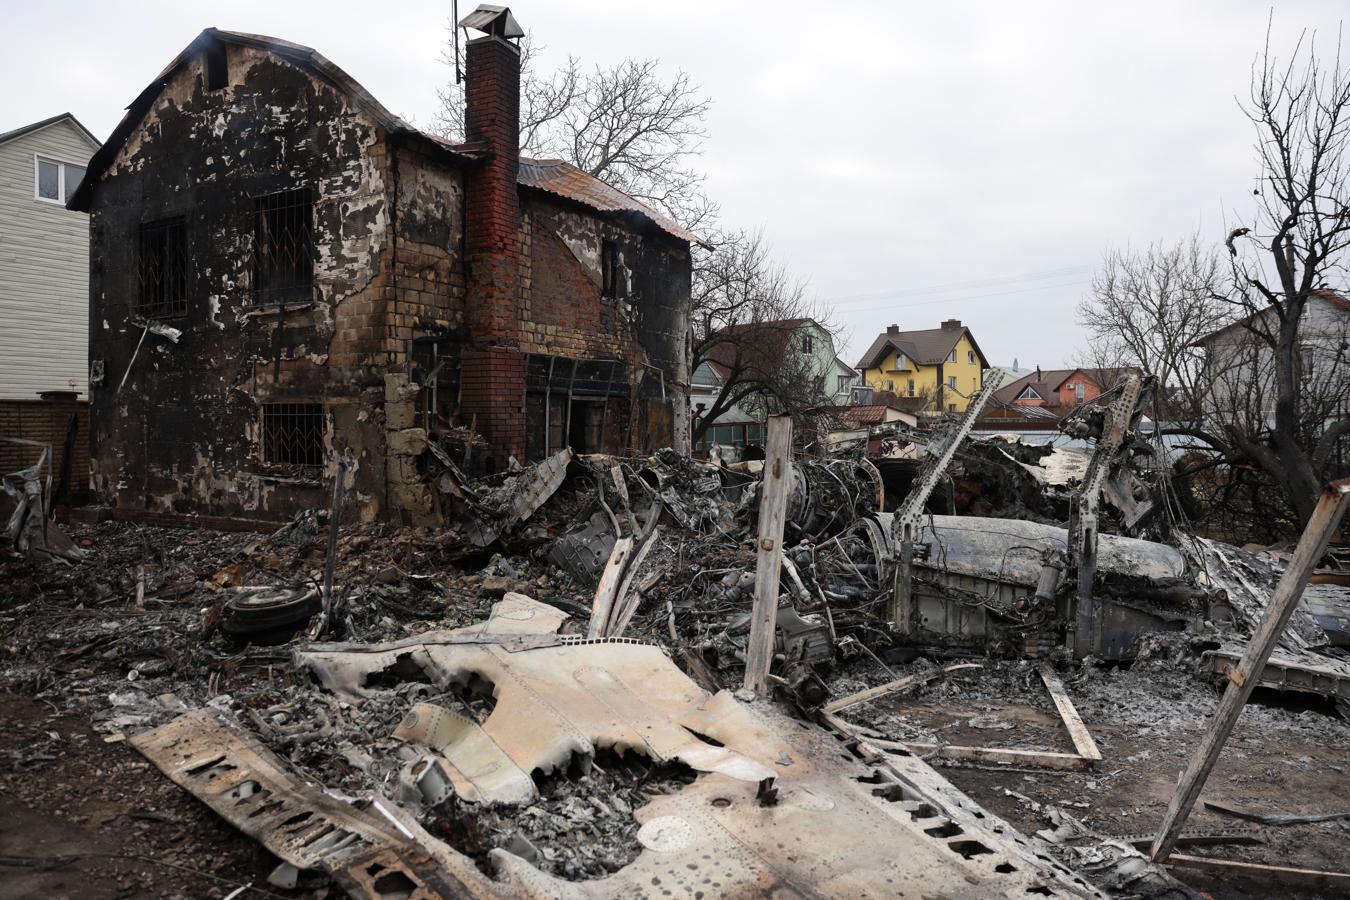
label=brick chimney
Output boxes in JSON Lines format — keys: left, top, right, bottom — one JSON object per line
{"left": 941, "top": 318, "right": 961, "bottom": 331}
{"left": 886, "top": 324, "right": 899, "bottom": 334}
{"left": 458, "top": 6, "right": 526, "bottom": 471}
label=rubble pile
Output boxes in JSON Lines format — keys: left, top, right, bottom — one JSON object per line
{"left": 4, "top": 412, "right": 1350, "bottom": 898}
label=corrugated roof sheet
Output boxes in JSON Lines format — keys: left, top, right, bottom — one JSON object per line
{"left": 518, "top": 158, "right": 706, "bottom": 246}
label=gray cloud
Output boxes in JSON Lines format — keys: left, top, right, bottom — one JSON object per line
{"left": 4, "top": 0, "right": 1343, "bottom": 367}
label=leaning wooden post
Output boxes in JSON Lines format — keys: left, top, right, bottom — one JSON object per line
{"left": 744, "top": 416, "right": 793, "bottom": 697}
{"left": 1149, "top": 478, "right": 1350, "bottom": 862}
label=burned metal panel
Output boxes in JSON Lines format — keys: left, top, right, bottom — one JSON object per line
{"left": 288, "top": 595, "right": 1099, "bottom": 898}
{"left": 87, "top": 44, "right": 394, "bottom": 521}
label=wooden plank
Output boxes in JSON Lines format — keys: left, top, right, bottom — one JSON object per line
{"left": 1038, "top": 665, "right": 1101, "bottom": 762}
{"left": 587, "top": 536, "right": 634, "bottom": 640}
{"left": 824, "top": 663, "right": 983, "bottom": 714}
{"left": 1165, "top": 854, "right": 1350, "bottom": 889}
{"left": 901, "top": 743, "right": 1094, "bottom": 772}
{"left": 1149, "top": 478, "right": 1350, "bottom": 862}
{"left": 743, "top": 416, "right": 792, "bottom": 697}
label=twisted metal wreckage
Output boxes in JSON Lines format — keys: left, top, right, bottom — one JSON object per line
{"left": 49, "top": 370, "right": 1350, "bottom": 897}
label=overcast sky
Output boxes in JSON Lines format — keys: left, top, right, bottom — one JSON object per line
{"left": 5, "top": 1, "right": 1345, "bottom": 369}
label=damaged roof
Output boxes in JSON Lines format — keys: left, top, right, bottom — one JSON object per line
{"left": 68, "top": 28, "right": 704, "bottom": 247}
{"left": 517, "top": 157, "right": 706, "bottom": 247}
{"left": 68, "top": 28, "right": 477, "bottom": 212}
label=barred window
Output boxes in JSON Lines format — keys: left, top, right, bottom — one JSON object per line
{"left": 261, "top": 402, "right": 325, "bottom": 467}
{"left": 138, "top": 218, "right": 188, "bottom": 318}
{"left": 254, "top": 188, "right": 314, "bottom": 305}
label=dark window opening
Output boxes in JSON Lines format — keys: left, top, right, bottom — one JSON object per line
{"left": 802, "top": 335, "right": 814, "bottom": 353}
{"left": 410, "top": 337, "right": 460, "bottom": 429}
{"left": 601, "top": 239, "right": 622, "bottom": 300}
{"left": 253, "top": 188, "right": 314, "bottom": 305}
{"left": 262, "top": 402, "right": 325, "bottom": 467}
{"left": 524, "top": 354, "right": 628, "bottom": 461}
{"left": 138, "top": 218, "right": 188, "bottom": 318}
{"left": 205, "top": 43, "right": 228, "bottom": 91}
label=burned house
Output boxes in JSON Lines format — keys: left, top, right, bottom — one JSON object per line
{"left": 69, "top": 11, "right": 695, "bottom": 527}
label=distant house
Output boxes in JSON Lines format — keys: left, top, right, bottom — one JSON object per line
{"left": 0, "top": 113, "right": 99, "bottom": 400}
{"left": 991, "top": 367, "right": 1116, "bottom": 416}
{"left": 1193, "top": 289, "right": 1350, "bottom": 426}
{"left": 0, "top": 113, "right": 99, "bottom": 499}
{"left": 855, "top": 319, "right": 989, "bottom": 413}
{"left": 692, "top": 318, "right": 842, "bottom": 457}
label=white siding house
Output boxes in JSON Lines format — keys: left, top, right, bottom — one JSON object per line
{"left": 0, "top": 113, "right": 99, "bottom": 400}
{"left": 1196, "top": 290, "right": 1350, "bottom": 429}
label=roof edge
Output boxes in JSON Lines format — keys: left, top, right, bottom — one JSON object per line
{"left": 0, "top": 112, "right": 99, "bottom": 149}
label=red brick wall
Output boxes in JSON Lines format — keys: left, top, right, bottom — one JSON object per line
{"left": 0, "top": 396, "right": 89, "bottom": 497}
{"left": 1056, "top": 371, "right": 1102, "bottom": 407}
{"left": 463, "top": 35, "right": 522, "bottom": 346}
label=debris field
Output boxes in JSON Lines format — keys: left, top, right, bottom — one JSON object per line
{"left": 4, "top": 397, "right": 1350, "bottom": 899}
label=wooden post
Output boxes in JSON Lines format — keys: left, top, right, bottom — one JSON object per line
{"left": 1149, "top": 478, "right": 1350, "bottom": 862}
{"left": 744, "top": 416, "right": 792, "bottom": 696}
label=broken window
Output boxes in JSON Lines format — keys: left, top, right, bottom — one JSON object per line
{"left": 524, "top": 355, "right": 627, "bottom": 460}
{"left": 138, "top": 218, "right": 188, "bottom": 318}
{"left": 253, "top": 188, "right": 314, "bottom": 305}
{"left": 261, "top": 402, "right": 325, "bottom": 468}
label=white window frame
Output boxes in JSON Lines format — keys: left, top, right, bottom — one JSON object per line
{"left": 948, "top": 350, "right": 956, "bottom": 363}
{"left": 968, "top": 350, "right": 975, "bottom": 364}
{"left": 33, "top": 154, "right": 85, "bottom": 205}
{"left": 947, "top": 375, "right": 957, "bottom": 389}
{"left": 1017, "top": 385, "right": 1042, "bottom": 401}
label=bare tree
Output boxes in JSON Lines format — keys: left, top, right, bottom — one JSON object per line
{"left": 1075, "top": 235, "right": 1230, "bottom": 421}
{"left": 434, "top": 32, "right": 716, "bottom": 230}
{"left": 690, "top": 229, "right": 837, "bottom": 443}
{"left": 1207, "top": 26, "right": 1350, "bottom": 526}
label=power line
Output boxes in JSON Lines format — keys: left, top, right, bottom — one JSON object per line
{"left": 829, "top": 277, "right": 1090, "bottom": 317}
{"left": 824, "top": 265, "right": 1094, "bottom": 306}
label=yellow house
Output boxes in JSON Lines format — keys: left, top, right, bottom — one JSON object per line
{"left": 854, "top": 319, "right": 989, "bottom": 413}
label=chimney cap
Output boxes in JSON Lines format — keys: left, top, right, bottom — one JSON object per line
{"left": 460, "top": 4, "right": 524, "bottom": 39}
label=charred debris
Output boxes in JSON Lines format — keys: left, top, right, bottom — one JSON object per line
{"left": 6, "top": 369, "right": 1350, "bottom": 897}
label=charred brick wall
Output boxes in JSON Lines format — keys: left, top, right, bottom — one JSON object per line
{"left": 84, "top": 35, "right": 691, "bottom": 519}
{"left": 519, "top": 198, "right": 691, "bottom": 455}
{"left": 87, "top": 45, "right": 391, "bottom": 523}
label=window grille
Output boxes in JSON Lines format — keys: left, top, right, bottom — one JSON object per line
{"left": 138, "top": 218, "right": 188, "bottom": 318}
{"left": 253, "top": 188, "right": 314, "bottom": 305}
{"left": 262, "top": 402, "right": 325, "bottom": 467}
